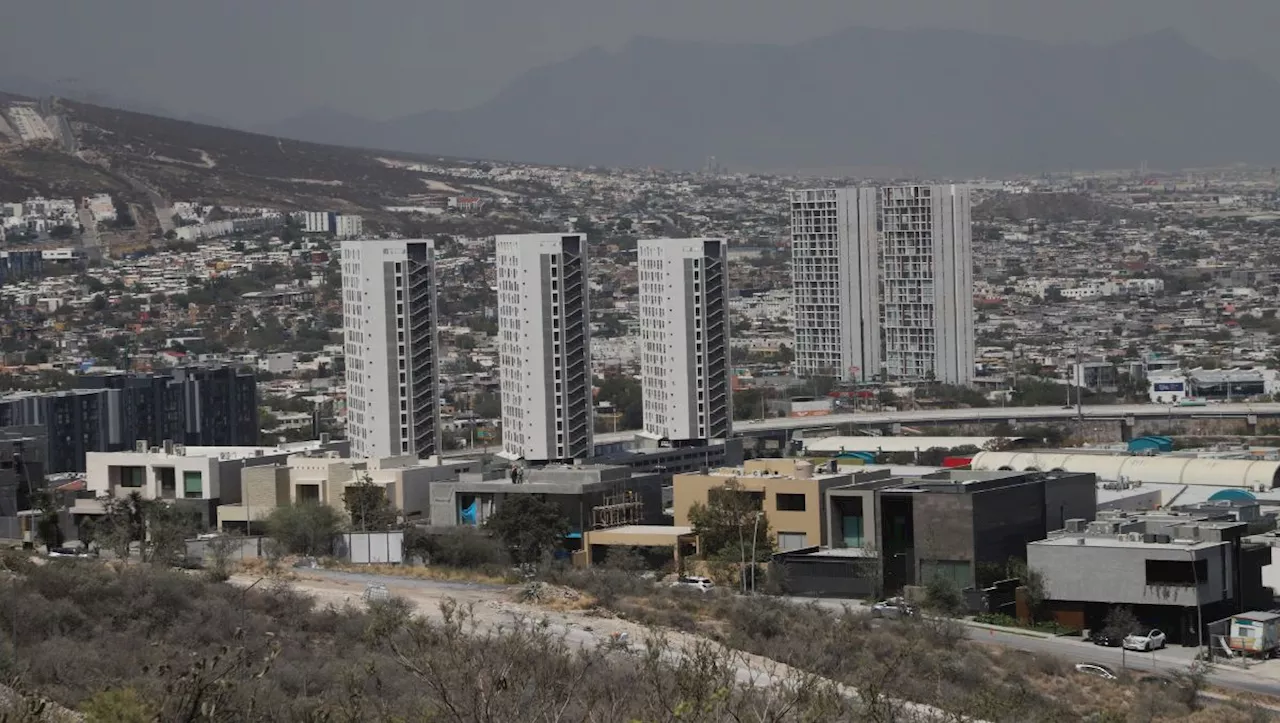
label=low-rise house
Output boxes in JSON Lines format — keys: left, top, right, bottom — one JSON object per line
{"left": 72, "top": 439, "right": 349, "bottom": 528}
{"left": 218, "top": 454, "right": 477, "bottom": 531}
{"left": 1027, "top": 507, "right": 1273, "bottom": 644}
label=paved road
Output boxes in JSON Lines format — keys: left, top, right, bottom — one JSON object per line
{"left": 76, "top": 207, "right": 100, "bottom": 255}
{"left": 581, "top": 402, "right": 1280, "bottom": 445}
{"left": 799, "top": 597, "right": 1280, "bottom": 699}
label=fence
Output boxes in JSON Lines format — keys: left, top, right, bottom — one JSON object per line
{"left": 185, "top": 535, "right": 268, "bottom": 563}
{"left": 0, "top": 516, "right": 21, "bottom": 541}
{"left": 338, "top": 531, "right": 403, "bottom": 564}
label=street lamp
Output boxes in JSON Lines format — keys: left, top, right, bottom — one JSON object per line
{"left": 1188, "top": 547, "right": 1205, "bottom": 658}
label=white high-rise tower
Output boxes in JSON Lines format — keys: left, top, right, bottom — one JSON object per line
{"left": 341, "top": 239, "right": 440, "bottom": 459}
{"left": 638, "top": 238, "right": 731, "bottom": 443}
{"left": 496, "top": 233, "right": 592, "bottom": 463}
{"left": 789, "top": 188, "right": 880, "bottom": 381}
{"left": 880, "top": 184, "right": 974, "bottom": 384}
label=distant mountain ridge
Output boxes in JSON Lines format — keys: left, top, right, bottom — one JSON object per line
{"left": 257, "top": 27, "right": 1280, "bottom": 174}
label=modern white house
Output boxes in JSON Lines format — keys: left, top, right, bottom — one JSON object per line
{"left": 71, "top": 439, "right": 350, "bottom": 527}
{"left": 495, "top": 233, "right": 592, "bottom": 463}
{"left": 637, "top": 238, "right": 731, "bottom": 444}
{"left": 789, "top": 187, "right": 879, "bottom": 381}
{"left": 341, "top": 239, "right": 440, "bottom": 460}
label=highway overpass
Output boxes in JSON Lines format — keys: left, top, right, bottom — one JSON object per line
{"left": 446, "top": 403, "right": 1280, "bottom": 460}
{"left": 590, "top": 402, "right": 1280, "bottom": 447}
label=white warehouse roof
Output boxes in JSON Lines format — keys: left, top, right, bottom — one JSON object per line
{"left": 970, "top": 451, "right": 1280, "bottom": 490}
{"left": 804, "top": 436, "right": 1025, "bottom": 454}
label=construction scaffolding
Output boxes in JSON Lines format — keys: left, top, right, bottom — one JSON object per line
{"left": 591, "top": 488, "right": 644, "bottom": 530}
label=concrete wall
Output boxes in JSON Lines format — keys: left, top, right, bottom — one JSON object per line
{"left": 912, "top": 493, "right": 976, "bottom": 586}
{"left": 1028, "top": 540, "right": 1232, "bottom": 608}
{"left": 969, "top": 481, "right": 1046, "bottom": 573}
{"left": 1044, "top": 474, "right": 1097, "bottom": 531}
{"left": 673, "top": 468, "right": 849, "bottom": 549}
{"left": 241, "top": 465, "right": 289, "bottom": 510}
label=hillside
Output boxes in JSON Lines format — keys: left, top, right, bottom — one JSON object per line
{"left": 63, "top": 99, "right": 445, "bottom": 212}
{"left": 0, "top": 93, "right": 513, "bottom": 232}
{"left": 262, "top": 27, "right": 1280, "bottom": 175}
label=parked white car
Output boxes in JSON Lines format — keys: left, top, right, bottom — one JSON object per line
{"left": 1123, "top": 629, "right": 1167, "bottom": 651}
{"left": 871, "top": 598, "right": 917, "bottom": 619}
{"left": 671, "top": 576, "right": 714, "bottom": 592}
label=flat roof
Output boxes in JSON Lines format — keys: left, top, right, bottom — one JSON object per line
{"left": 1234, "top": 611, "right": 1280, "bottom": 622}
{"left": 1031, "top": 534, "right": 1225, "bottom": 551}
{"left": 591, "top": 524, "right": 692, "bottom": 537}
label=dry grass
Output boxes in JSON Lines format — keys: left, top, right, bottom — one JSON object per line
{"left": 329, "top": 562, "right": 510, "bottom": 585}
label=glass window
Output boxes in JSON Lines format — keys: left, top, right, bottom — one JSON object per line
{"left": 183, "top": 470, "right": 203, "bottom": 498}
{"left": 775, "top": 493, "right": 806, "bottom": 511}
{"left": 119, "top": 466, "right": 145, "bottom": 488}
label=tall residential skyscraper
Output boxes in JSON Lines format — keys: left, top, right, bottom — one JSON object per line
{"left": 880, "top": 184, "right": 974, "bottom": 384}
{"left": 789, "top": 188, "right": 880, "bottom": 381}
{"left": 496, "top": 233, "right": 592, "bottom": 463}
{"left": 341, "top": 239, "right": 440, "bottom": 459}
{"left": 638, "top": 238, "right": 731, "bottom": 444}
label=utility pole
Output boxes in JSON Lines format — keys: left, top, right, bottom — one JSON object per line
{"left": 1189, "top": 547, "right": 1205, "bottom": 657}
{"left": 1075, "top": 339, "right": 1083, "bottom": 419}
{"left": 749, "top": 511, "right": 762, "bottom": 594}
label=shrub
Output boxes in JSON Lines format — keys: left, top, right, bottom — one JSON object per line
{"left": 923, "top": 577, "right": 966, "bottom": 616}
{"left": 264, "top": 503, "right": 343, "bottom": 557}
{"left": 404, "top": 526, "right": 508, "bottom": 569}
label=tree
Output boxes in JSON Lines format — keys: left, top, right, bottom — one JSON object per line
{"left": 1102, "top": 605, "right": 1141, "bottom": 641}
{"left": 77, "top": 516, "right": 98, "bottom": 553}
{"left": 484, "top": 494, "right": 569, "bottom": 564}
{"left": 138, "top": 500, "right": 199, "bottom": 564}
{"left": 100, "top": 492, "right": 147, "bottom": 559}
{"left": 1007, "top": 558, "right": 1047, "bottom": 620}
{"left": 205, "top": 531, "right": 243, "bottom": 582}
{"left": 97, "top": 493, "right": 197, "bottom": 563}
{"left": 342, "top": 475, "right": 399, "bottom": 532}
{"left": 264, "top": 503, "right": 343, "bottom": 557}
{"left": 686, "top": 481, "right": 775, "bottom": 564}
{"left": 29, "top": 489, "right": 63, "bottom": 552}
{"left": 594, "top": 374, "right": 643, "bottom": 429}
{"left": 733, "top": 388, "right": 765, "bottom": 420}
{"left": 923, "top": 576, "right": 966, "bottom": 616}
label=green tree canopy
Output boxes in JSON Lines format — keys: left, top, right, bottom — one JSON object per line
{"left": 343, "top": 475, "right": 399, "bottom": 532}
{"left": 265, "top": 503, "right": 344, "bottom": 557}
{"left": 687, "top": 481, "right": 775, "bottom": 561}
{"left": 484, "top": 494, "right": 569, "bottom": 564}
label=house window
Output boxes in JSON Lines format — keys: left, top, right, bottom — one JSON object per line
{"left": 182, "top": 470, "right": 203, "bottom": 498}
{"left": 119, "top": 466, "right": 144, "bottom": 488}
{"left": 777, "top": 532, "right": 807, "bottom": 551}
{"left": 775, "top": 493, "right": 806, "bottom": 512}
{"left": 156, "top": 467, "right": 177, "bottom": 498}
{"left": 1145, "top": 558, "right": 1207, "bottom": 586}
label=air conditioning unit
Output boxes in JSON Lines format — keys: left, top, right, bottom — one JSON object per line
{"left": 135, "top": 440, "right": 148, "bottom": 453}
{"left": 173, "top": 445, "right": 186, "bottom": 456}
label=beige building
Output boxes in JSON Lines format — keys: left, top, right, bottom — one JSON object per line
{"left": 217, "top": 453, "right": 477, "bottom": 531}
{"left": 673, "top": 458, "right": 853, "bottom": 551}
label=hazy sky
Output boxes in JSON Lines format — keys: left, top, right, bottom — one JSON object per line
{"left": 3, "top": 0, "right": 1279, "bottom": 126}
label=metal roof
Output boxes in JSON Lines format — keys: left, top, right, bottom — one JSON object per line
{"left": 971, "top": 451, "right": 1280, "bottom": 489}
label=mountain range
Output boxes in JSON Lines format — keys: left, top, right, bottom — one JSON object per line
{"left": 256, "top": 27, "right": 1280, "bottom": 175}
